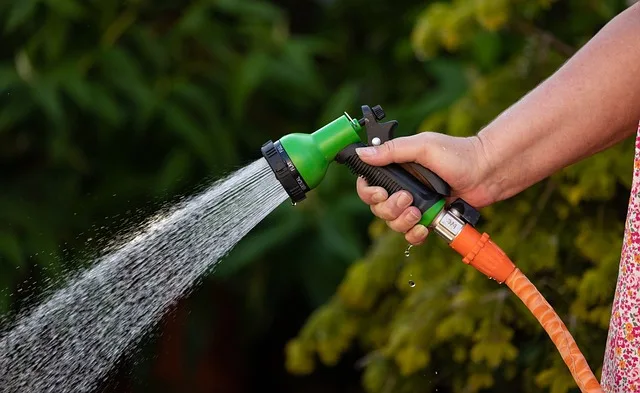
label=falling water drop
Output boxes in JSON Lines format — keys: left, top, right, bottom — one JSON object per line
{"left": 404, "top": 244, "right": 413, "bottom": 257}
{"left": 408, "top": 280, "right": 416, "bottom": 287}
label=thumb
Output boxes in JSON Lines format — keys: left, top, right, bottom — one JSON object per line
{"left": 355, "top": 136, "right": 425, "bottom": 166}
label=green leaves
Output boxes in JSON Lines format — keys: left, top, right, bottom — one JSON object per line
{"left": 230, "top": 51, "right": 269, "bottom": 119}
{"left": 63, "top": 79, "right": 123, "bottom": 126}
{"left": 469, "top": 320, "right": 518, "bottom": 368}
{"left": 162, "top": 102, "right": 216, "bottom": 168}
{"left": 43, "top": 0, "right": 85, "bottom": 19}
{"left": 0, "top": 231, "right": 23, "bottom": 268}
{"left": 30, "top": 79, "right": 64, "bottom": 127}
{"left": 4, "top": 1, "right": 40, "bottom": 33}
{"left": 215, "top": 0, "right": 283, "bottom": 21}
{"left": 99, "top": 47, "right": 151, "bottom": 106}
{"left": 471, "top": 31, "right": 502, "bottom": 70}
{"left": 535, "top": 363, "right": 577, "bottom": 393}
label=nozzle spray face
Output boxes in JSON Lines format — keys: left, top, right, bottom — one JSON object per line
{"left": 261, "top": 140, "right": 309, "bottom": 203}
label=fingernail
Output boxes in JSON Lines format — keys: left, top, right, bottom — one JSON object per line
{"left": 355, "top": 147, "right": 377, "bottom": 157}
{"left": 372, "top": 192, "right": 386, "bottom": 203}
{"left": 397, "top": 192, "right": 412, "bottom": 208}
{"left": 408, "top": 208, "right": 421, "bottom": 221}
{"left": 413, "top": 224, "right": 429, "bottom": 242}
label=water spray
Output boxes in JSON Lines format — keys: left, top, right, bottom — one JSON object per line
{"left": 261, "top": 105, "right": 603, "bottom": 393}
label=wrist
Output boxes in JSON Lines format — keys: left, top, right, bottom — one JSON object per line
{"left": 469, "top": 131, "right": 506, "bottom": 205}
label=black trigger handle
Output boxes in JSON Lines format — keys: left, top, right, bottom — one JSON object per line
{"left": 360, "top": 105, "right": 398, "bottom": 146}
{"left": 360, "top": 104, "right": 452, "bottom": 197}
{"left": 336, "top": 143, "right": 443, "bottom": 215}
{"left": 401, "top": 162, "right": 451, "bottom": 196}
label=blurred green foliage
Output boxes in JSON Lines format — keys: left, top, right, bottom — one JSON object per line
{"left": 0, "top": 0, "right": 633, "bottom": 392}
{"left": 285, "top": 1, "right": 634, "bottom": 392}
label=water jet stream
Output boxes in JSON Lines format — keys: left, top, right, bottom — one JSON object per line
{"left": 0, "top": 159, "right": 287, "bottom": 393}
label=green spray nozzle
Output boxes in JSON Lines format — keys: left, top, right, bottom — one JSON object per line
{"left": 261, "top": 105, "right": 478, "bottom": 228}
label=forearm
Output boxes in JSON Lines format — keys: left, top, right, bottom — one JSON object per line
{"left": 477, "top": 3, "right": 640, "bottom": 202}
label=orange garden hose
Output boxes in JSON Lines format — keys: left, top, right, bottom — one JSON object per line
{"left": 449, "top": 224, "right": 603, "bottom": 393}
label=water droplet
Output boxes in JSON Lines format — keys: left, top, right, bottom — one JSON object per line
{"left": 404, "top": 244, "right": 413, "bottom": 257}
{"left": 87, "top": 238, "right": 93, "bottom": 242}
{"left": 291, "top": 202, "right": 297, "bottom": 206}
{"left": 408, "top": 280, "right": 416, "bottom": 287}
{"left": 435, "top": 371, "right": 438, "bottom": 375}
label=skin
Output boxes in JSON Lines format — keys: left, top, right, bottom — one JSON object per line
{"left": 356, "top": 3, "right": 640, "bottom": 245}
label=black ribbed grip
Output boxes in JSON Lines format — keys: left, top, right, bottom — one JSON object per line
{"left": 342, "top": 154, "right": 403, "bottom": 195}
{"left": 336, "top": 143, "right": 443, "bottom": 214}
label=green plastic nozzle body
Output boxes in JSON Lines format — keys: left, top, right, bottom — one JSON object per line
{"left": 279, "top": 114, "right": 364, "bottom": 189}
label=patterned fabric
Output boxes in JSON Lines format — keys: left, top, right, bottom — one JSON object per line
{"left": 601, "top": 122, "right": 640, "bottom": 391}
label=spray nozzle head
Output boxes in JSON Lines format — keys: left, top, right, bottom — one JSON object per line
{"left": 260, "top": 104, "right": 395, "bottom": 203}
{"left": 261, "top": 140, "right": 309, "bottom": 203}
{"left": 261, "top": 104, "right": 457, "bottom": 206}
{"left": 261, "top": 108, "right": 366, "bottom": 203}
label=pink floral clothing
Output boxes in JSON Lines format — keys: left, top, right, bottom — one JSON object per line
{"left": 602, "top": 122, "right": 640, "bottom": 391}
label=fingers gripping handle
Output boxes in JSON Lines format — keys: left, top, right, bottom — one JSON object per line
{"left": 336, "top": 143, "right": 445, "bottom": 224}
{"left": 358, "top": 105, "right": 451, "bottom": 196}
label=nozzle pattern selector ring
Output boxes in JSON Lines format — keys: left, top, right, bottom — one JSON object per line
{"left": 261, "top": 140, "right": 308, "bottom": 203}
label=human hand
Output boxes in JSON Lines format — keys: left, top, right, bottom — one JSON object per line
{"left": 355, "top": 132, "right": 496, "bottom": 245}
